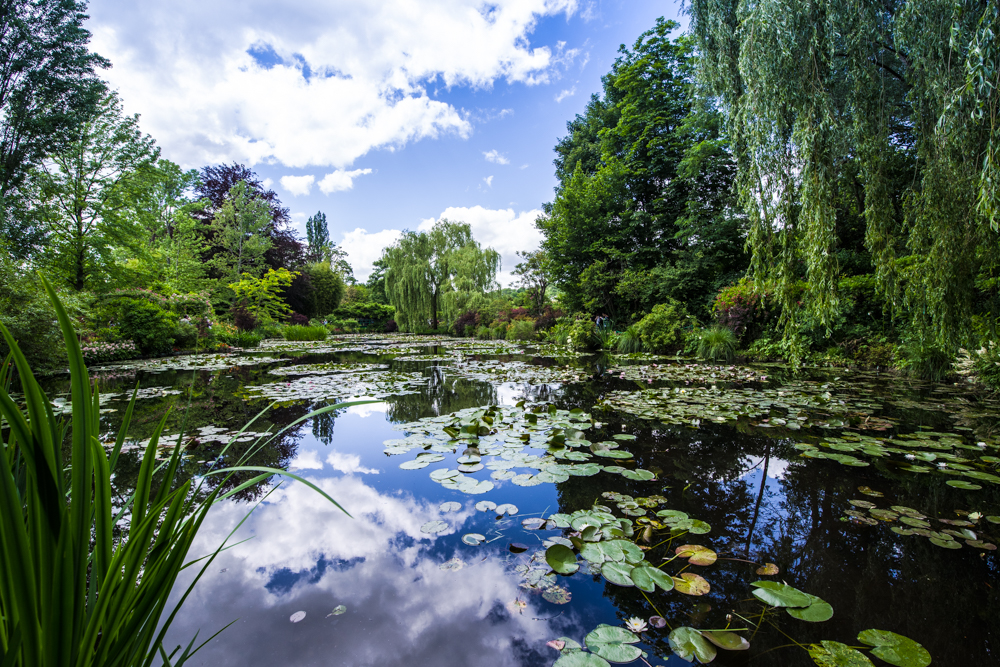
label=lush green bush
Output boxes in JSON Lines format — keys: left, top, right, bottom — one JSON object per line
{"left": 898, "top": 338, "right": 954, "bottom": 381}
{"left": 506, "top": 319, "right": 536, "bottom": 341}
{"left": 284, "top": 325, "right": 328, "bottom": 341}
{"left": 616, "top": 325, "right": 643, "bottom": 354}
{"left": 174, "top": 319, "right": 199, "bottom": 348}
{"left": 695, "top": 325, "right": 737, "bottom": 362}
{"left": 0, "top": 262, "right": 71, "bottom": 371}
{"left": 567, "top": 318, "right": 599, "bottom": 351}
{"left": 595, "top": 320, "right": 617, "bottom": 349}
{"left": 633, "top": 300, "right": 690, "bottom": 353}
{"left": 306, "top": 262, "right": 346, "bottom": 316}
{"left": 255, "top": 321, "right": 284, "bottom": 339}
{"left": 973, "top": 342, "right": 1000, "bottom": 391}
{"left": 216, "top": 324, "right": 262, "bottom": 348}
{"left": 475, "top": 324, "right": 493, "bottom": 340}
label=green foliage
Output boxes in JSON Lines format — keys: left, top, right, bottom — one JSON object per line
{"left": 0, "top": 282, "right": 351, "bottom": 666}
{"left": 306, "top": 262, "right": 345, "bottom": 317}
{"left": 695, "top": 325, "right": 737, "bottom": 362}
{"left": 305, "top": 210, "right": 331, "bottom": 262}
{"left": 474, "top": 324, "right": 492, "bottom": 340}
{"left": 973, "top": 342, "right": 1000, "bottom": 392}
{"left": 616, "top": 325, "right": 644, "bottom": 354}
{"left": 513, "top": 249, "right": 553, "bottom": 315}
{"left": 211, "top": 180, "right": 273, "bottom": 284}
{"left": 0, "top": 251, "right": 74, "bottom": 370}
{"left": 329, "top": 301, "right": 395, "bottom": 326}
{"left": 383, "top": 219, "right": 500, "bottom": 331}
{"left": 506, "top": 319, "right": 536, "bottom": 341}
{"left": 228, "top": 267, "right": 297, "bottom": 323}
{"left": 633, "top": 301, "right": 690, "bottom": 353}
{"left": 283, "top": 325, "right": 328, "bottom": 342}
{"left": 898, "top": 338, "right": 955, "bottom": 382}
{"left": 687, "top": 0, "right": 1000, "bottom": 350}
{"left": 567, "top": 318, "right": 600, "bottom": 351}
{"left": 91, "top": 292, "right": 178, "bottom": 356}
{"left": 215, "top": 325, "right": 262, "bottom": 348}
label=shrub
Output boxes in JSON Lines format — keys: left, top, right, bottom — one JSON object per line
{"left": 567, "top": 318, "right": 599, "bottom": 351}
{"left": 232, "top": 304, "right": 259, "bottom": 332}
{"left": 595, "top": 320, "right": 616, "bottom": 350}
{"left": 290, "top": 312, "right": 309, "bottom": 325}
{"left": 534, "top": 305, "right": 563, "bottom": 331}
{"left": 174, "top": 319, "right": 200, "bottom": 349}
{"left": 497, "top": 307, "right": 531, "bottom": 323}
{"left": 695, "top": 325, "right": 737, "bottom": 362}
{"left": 116, "top": 298, "right": 178, "bottom": 356}
{"left": 283, "top": 325, "right": 329, "bottom": 341}
{"left": 0, "top": 263, "right": 70, "bottom": 371}
{"left": 506, "top": 319, "right": 536, "bottom": 341}
{"left": 384, "top": 319, "right": 398, "bottom": 333}
{"left": 81, "top": 340, "right": 138, "bottom": 365}
{"left": 307, "top": 262, "right": 346, "bottom": 316}
{"left": 633, "top": 300, "right": 690, "bottom": 353}
{"left": 256, "top": 321, "right": 284, "bottom": 339}
{"left": 712, "top": 279, "right": 777, "bottom": 341}
{"left": 491, "top": 324, "right": 508, "bottom": 340}
{"left": 898, "top": 339, "right": 954, "bottom": 381}
{"left": 617, "top": 325, "right": 643, "bottom": 354}
{"left": 974, "top": 342, "right": 1000, "bottom": 391}
{"left": 475, "top": 324, "right": 492, "bottom": 340}
{"left": 453, "top": 310, "right": 480, "bottom": 337}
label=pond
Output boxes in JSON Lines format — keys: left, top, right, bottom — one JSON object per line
{"left": 59, "top": 335, "right": 1000, "bottom": 666}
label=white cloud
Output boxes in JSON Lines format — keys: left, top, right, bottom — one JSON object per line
{"left": 483, "top": 175, "right": 494, "bottom": 187}
{"left": 340, "top": 227, "right": 404, "bottom": 281}
{"left": 554, "top": 86, "right": 576, "bottom": 102}
{"left": 289, "top": 449, "right": 324, "bottom": 470}
{"left": 483, "top": 149, "right": 509, "bottom": 165}
{"left": 280, "top": 174, "right": 315, "bottom": 196}
{"left": 326, "top": 451, "right": 379, "bottom": 475}
{"left": 519, "top": 164, "right": 529, "bottom": 169}
{"left": 87, "top": 0, "right": 582, "bottom": 169}
{"left": 318, "top": 168, "right": 373, "bottom": 194}
{"left": 418, "top": 206, "right": 544, "bottom": 286}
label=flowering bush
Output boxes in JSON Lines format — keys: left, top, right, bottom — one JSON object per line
{"left": 712, "top": 279, "right": 775, "bottom": 341}
{"left": 452, "top": 310, "right": 480, "bottom": 337}
{"left": 81, "top": 341, "right": 138, "bottom": 365}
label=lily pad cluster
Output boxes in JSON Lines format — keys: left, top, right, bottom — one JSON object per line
{"left": 244, "top": 369, "right": 427, "bottom": 404}
{"left": 604, "top": 363, "right": 768, "bottom": 385}
{"left": 89, "top": 353, "right": 282, "bottom": 373}
{"left": 843, "top": 499, "right": 998, "bottom": 550}
{"left": 386, "top": 404, "right": 658, "bottom": 494}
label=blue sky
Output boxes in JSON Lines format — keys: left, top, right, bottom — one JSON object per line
{"left": 86, "top": 0, "right": 686, "bottom": 283}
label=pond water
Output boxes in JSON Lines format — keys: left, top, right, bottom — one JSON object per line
{"left": 60, "top": 335, "right": 1000, "bottom": 666}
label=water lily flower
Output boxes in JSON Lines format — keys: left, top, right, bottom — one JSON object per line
{"left": 625, "top": 617, "right": 647, "bottom": 633}
{"left": 937, "top": 462, "right": 947, "bottom": 467}
{"left": 647, "top": 379, "right": 653, "bottom": 384}
{"left": 969, "top": 512, "right": 983, "bottom": 521}
{"left": 977, "top": 442, "right": 987, "bottom": 448}
{"left": 905, "top": 454, "right": 916, "bottom": 459}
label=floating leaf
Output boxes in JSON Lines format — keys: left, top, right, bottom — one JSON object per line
{"left": 585, "top": 624, "right": 642, "bottom": 663}
{"left": 756, "top": 563, "right": 779, "bottom": 575}
{"left": 858, "top": 486, "right": 884, "bottom": 497}
{"left": 326, "top": 605, "right": 346, "bottom": 617}
{"left": 420, "top": 520, "right": 449, "bottom": 534}
{"left": 547, "top": 640, "right": 567, "bottom": 651}
{"left": 751, "top": 581, "right": 814, "bottom": 608}
{"left": 475, "top": 500, "right": 497, "bottom": 512}
{"left": 440, "top": 557, "right": 465, "bottom": 571}
{"left": 439, "top": 501, "right": 461, "bottom": 512}
{"left": 899, "top": 517, "right": 931, "bottom": 529}
{"left": 629, "top": 565, "right": 673, "bottom": 593}
{"left": 857, "top": 630, "right": 931, "bottom": 667}
{"left": 523, "top": 517, "right": 548, "bottom": 530}
{"left": 613, "top": 434, "right": 636, "bottom": 440}
{"left": 648, "top": 616, "right": 667, "bottom": 629}
{"left": 965, "top": 540, "right": 997, "bottom": 550}
{"left": 289, "top": 610, "right": 306, "bottom": 623}
{"left": 542, "top": 585, "right": 572, "bottom": 604}
{"left": 946, "top": 480, "right": 981, "bottom": 490}
{"left": 675, "top": 544, "right": 717, "bottom": 566}
{"left": 700, "top": 630, "right": 750, "bottom": 651}
{"left": 602, "top": 561, "right": 635, "bottom": 587}
{"left": 457, "top": 478, "right": 494, "bottom": 495}
{"left": 462, "top": 533, "right": 486, "bottom": 546}
{"left": 808, "top": 640, "right": 875, "bottom": 666}
{"left": 929, "top": 537, "right": 961, "bottom": 549}
{"left": 672, "top": 573, "right": 710, "bottom": 596}
{"left": 787, "top": 599, "right": 834, "bottom": 622}
{"left": 553, "top": 652, "right": 611, "bottom": 667}
{"left": 668, "top": 626, "right": 717, "bottom": 664}
{"left": 849, "top": 500, "right": 877, "bottom": 509}
{"left": 546, "top": 544, "right": 580, "bottom": 575}
{"left": 509, "top": 542, "right": 529, "bottom": 553}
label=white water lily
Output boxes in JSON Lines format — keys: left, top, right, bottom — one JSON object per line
{"left": 625, "top": 617, "right": 647, "bottom": 633}
{"left": 970, "top": 512, "right": 983, "bottom": 521}
{"left": 905, "top": 454, "right": 916, "bottom": 460}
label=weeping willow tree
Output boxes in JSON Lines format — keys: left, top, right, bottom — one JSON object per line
{"left": 686, "top": 0, "right": 1000, "bottom": 353}
{"left": 382, "top": 219, "right": 500, "bottom": 331}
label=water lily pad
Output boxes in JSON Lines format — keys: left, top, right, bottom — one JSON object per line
{"left": 440, "top": 557, "right": 465, "bottom": 570}
{"left": 899, "top": 517, "right": 931, "bottom": 528}
{"left": 585, "top": 624, "right": 642, "bottom": 663}
{"left": 672, "top": 573, "right": 710, "bottom": 596}
{"left": 289, "top": 610, "right": 306, "bottom": 623}
{"left": 542, "top": 585, "right": 573, "bottom": 604}
{"left": 929, "top": 537, "right": 962, "bottom": 549}
{"left": 787, "top": 599, "right": 834, "bottom": 622}
{"left": 462, "top": 533, "right": 486, "bottom": 545}
{"left": 601, "top": 561, "right": 635, "bottom": 587}
{"left": 858, "top": 486, "right": 884, "bottom": 497}
{"left": 649, "top": 616, "right": 667, "bottom": 629}
{"left": 327, "top": 605, "right": 346, "bottom": 616}
{"left": 751, "top": 581, "right": 813, "bottom": 608}
{"left": 546, "top": 544, "right": 580, "bottom": 575}
{"left": 593, "top": 449, "right": 634, "bottom": 459}
{"left": 523, "top": 517, "right": 548, "bottom": 530}
{"left": 553, "top": 653, "right": 610, "bottom": 667}
{"left": 612, "top": 434, "right": 636, "bottom": 440}
{"left": 420, "top": 520, "right": 449, "bottom": 534}
{"left": 756, "top": 562, "right": 780, "bottom": 575}
{"left": 629, "top": 565, "right": 674, "bottom": 593}
{"left": 439, "top": 501, "right": 462, "bottom": 512}
{"left": 869, "top": 509, "right": 899, "bottom": 521}
{"left": 701, "top": 630, "right": 750, "bottom": 651}
{"left": 808, "top": 640, "right": 875, "bottom": 666}
{"left": 849, "top": 500, "right": 877, "bottom": 509}
{"left": 431, "top": 468, "right": 461, "bottom": 481}
{"left": 457, "top": 478, "right": 494, "bottom": 494}
{"left": 512, "top": 473, "right": 543, "bottom": 486}
{"left": 946, "top": 480, "right": 982, "bottom": 490}
{"left": 675, "top": 544, "right": 717, "bottom": 566}
{"left": 668, "top": 627, "right": 717, "bottom": 664}
{"left": 475, "top": 500, "right": 497, "bottom": 512}
{"left": 857, "top": 630, "right": 931, "bottom": 667}
{"left": 965, "top": 539, "right": 997, "bottom": 549}
{"left": 620, "top": 469, "right": 656, "bottom": 481}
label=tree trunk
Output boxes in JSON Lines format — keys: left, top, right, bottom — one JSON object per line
{"left": 431, "top": 285, "right": 439, "bottom": 330}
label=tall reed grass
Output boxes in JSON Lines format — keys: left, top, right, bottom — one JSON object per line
{"left": 0, "top": 279, "right": 355, "bottom": 666}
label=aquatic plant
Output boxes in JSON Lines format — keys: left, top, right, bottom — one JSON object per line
{"left": 695, "top": 325, "right": 737, "bottom": 362}
{"left": 506, "top": 319, "right": 537, "bottom": 341}
{"left": 283, "top": 324, "right": 329, "bottom": 341}
{"left": 616, "top": 325, "right": 643, "bottom": 354}
{"left": 0, "top": 280, "right": 351, "bottom": 666}
{"left": 898, "top": 338, "right": 954, "bottom": 381}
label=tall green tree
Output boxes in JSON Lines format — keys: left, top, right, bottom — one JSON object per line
{"left": 305, "top": 210, "right": 330, "bottom": 263}
{"left": 686, "top": 0, "right": 1000, "bottom": 350}
{"left": 30, "top": 91, "right": 157, "bottom": 290}
{"left": 512, "top": 249, "right": 553, "bottom": 315}
{"left": 538, "top": 19, "right": 743, "bottom": 318}
{"left": 382, "top": 220, "right": 500, "bottom": 331}
{"left": 0, "top": 0, "right": 109, "bottom": 255}
{"left": 211, "top": 180, "right": 273, "bottom": 285}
